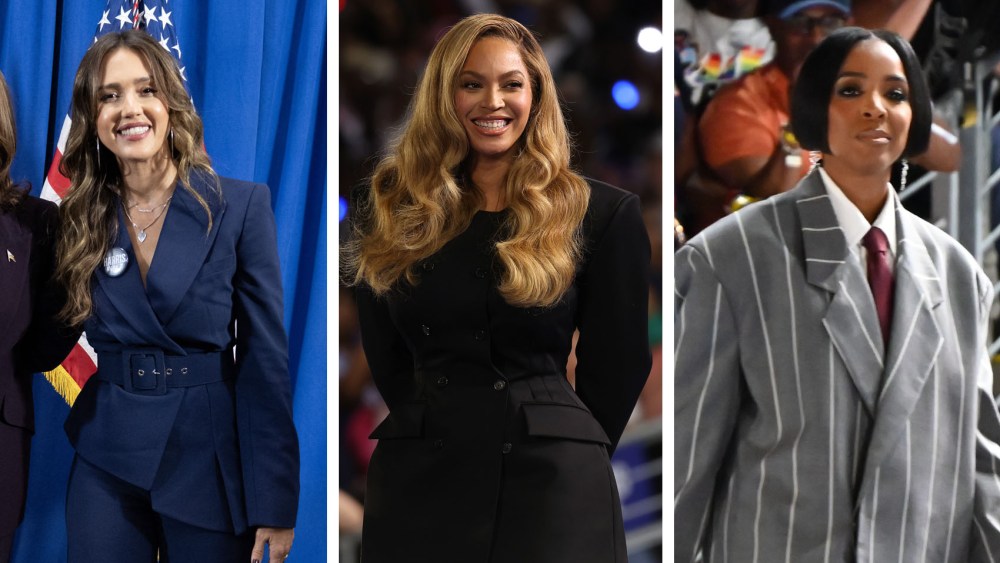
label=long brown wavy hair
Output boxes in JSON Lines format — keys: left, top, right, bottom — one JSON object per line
{"left": 56, "top": 30, "right": 217, "bottom": 325}
{"left": 0, "top": 69, "right": 25, "bottom": 211}
{"left": 343, "top": 13, "right": 590, "bottom": 308}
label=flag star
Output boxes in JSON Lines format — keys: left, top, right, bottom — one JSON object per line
{"left": 159, "top": 35, "right": 171, "bottom": 51}
{"left": 144, "top": 5, "right": 158, "bottom": 24}
{"left": 159, "top": 7, "right": 173, "bottom": 28}
{"left": 115, "top": 6, "right": 132, "bottom": 29}
{"left": 98, "top": 10, "right": 111, "bottom": 31}
{"left": 171, "top": 42, "right": 182, "bottom": 59}
{"left": 179, "top": 66, "right": 187, "bottom": 81}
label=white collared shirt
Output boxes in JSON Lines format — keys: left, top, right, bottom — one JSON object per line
{"left": 818, "top": 167, "right": 896, "bottom": 275}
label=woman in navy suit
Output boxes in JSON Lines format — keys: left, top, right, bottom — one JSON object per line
{"left": 0, "top": 70, "right": 77, "bottom": 563}
{"left": 343, "top": 14, "right": 651, "bottom": 563}
{"left": 54, "top": 31, "right": 298, "bottom": 563}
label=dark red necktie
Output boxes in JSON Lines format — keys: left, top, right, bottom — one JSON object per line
{"left": 862, "top": 227, "right": 894, "bottom": 348}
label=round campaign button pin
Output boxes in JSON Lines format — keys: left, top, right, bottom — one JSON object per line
{"left": 103, "top": 247, "right": 129, "bottom": 277}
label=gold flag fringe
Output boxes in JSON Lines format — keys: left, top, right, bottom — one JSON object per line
{"left": 43, "top": 366, "right": 80, "bottom": 407}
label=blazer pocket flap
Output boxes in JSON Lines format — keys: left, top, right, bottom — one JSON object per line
{"left": 522, "top": 402, "right": 611, "bottom": 445}
{"left": 369, "top": 401, "right": 425, "bottom": 440}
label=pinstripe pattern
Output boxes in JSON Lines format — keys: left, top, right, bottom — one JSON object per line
{"left": 674, "top": 171, "right": 1000, "bottom": 562}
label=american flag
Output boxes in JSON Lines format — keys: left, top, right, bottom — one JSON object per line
{"left": 42, "top": 0, "right": 187, "bottom": 405}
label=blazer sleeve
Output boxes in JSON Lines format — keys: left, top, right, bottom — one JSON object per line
{"left": 970, "top": 270, "right": 1000, "bottom": 561}
{"left": 573, "top": 193, "right": 651, "bottom": 453}
{"left": 14, "top": 198, "right": 80, "bottom": 375}
{"left": 673, "top": 241, "right": 742, "bottom": 562}
{"left": 232, "top": 183, "right": 300, "bottom": 528}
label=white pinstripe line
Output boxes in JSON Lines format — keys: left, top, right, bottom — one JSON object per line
{"left": 881, "top": 293, "right": 935, "bottom": 400}
{"left": 920, "top": 367, "right": 939, "bottom": 563}
{"left": 695, "top": 501, "right": 712, "bottom": 563}
{"left": 806, "top": 258, "right": 846, "bottom": 264}
{"left": 870, "top": 467, "right": 881, "bottom": 563}
{"left": 837, "top": 280, "right": 884, "bottom": 367}
{"left": 703, "top": 233, "right": 715, "bottom": 269}
{"left": 943, "top": 346, "right": 967, "bottom": 562}
{"left": 974, "top": 516, "right": 999, "bottom": 563}
{"left": 824, "top": 343, "right": 835, "bottom": 563}
{"left": 676, "top": 284, "right": 723, "bottom": 501}
{"left": 802, "top": 226, "right": 842, "bottom": 232}
{"left": 723, "top": 474, "right": 735, "bottom": 563}
{"left": 798, "top": 194, "right": 830, "bottom": 203}
{"left": 672, "top": 251, "right": 696, "bottom": 358}
{"left": 736, "top": 213, "right": 781, "bottom": 563}
{"left": 852, "top": 407, "right": 863, "bottom": 485}
{"left": 898, "top": 422, "right": 911, "bottom": 563}
{"left": 774, "top": 203, "right": 806, "bottom": 563}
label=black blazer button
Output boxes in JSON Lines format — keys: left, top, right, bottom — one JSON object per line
{"left": 422, "top": 262, "right": 435, "bottom": 271}
{"left": 474, "top": 267, "right": 487, "bottom": 279}
{"left": 473, "top": 329, "right": 486, "bottom": 341}
{"left": 501, "top": 442, "right": 512, "bottom": 454}
{"left": 433, "top": 439, "right": 444, "bottom": 450}
{"left": 437, "top": 376, "right": 449, "bottom": 386}
{"left": 493, "top": 380, "right": 506, "bottom": 391}
{"left": 421, "top": 324, "right": 431, "bottom": 336}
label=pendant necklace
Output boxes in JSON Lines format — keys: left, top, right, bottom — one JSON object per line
{"left": 122, "top": 196, "right": 172, "bottom": 243}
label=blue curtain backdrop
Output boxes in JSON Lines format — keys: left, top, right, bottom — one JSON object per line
{"left": 0, "top": 1, "right": 327, "bottom": 561}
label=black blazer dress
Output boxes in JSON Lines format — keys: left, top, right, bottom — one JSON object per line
{"left": 354, "top": 179, "right": 652, "bottom": 563}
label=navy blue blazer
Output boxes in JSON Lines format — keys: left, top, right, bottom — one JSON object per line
{"left": 0, "top": 194, "right": 76, "bottom": 535}
{"left": 64, "top": 174, "right": 299, "bottom": 534}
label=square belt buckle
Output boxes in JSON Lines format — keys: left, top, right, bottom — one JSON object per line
{"left": 122, "top": 349, "right": 167, "bottom": 395}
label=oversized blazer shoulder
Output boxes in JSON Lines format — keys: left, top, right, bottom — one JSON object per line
{"left": 0, "top": 194, "right": 77, "bottom": 534}
{"left": 65, "top": 173, "right": 299, "bottom": 534}
{"left": 674, "top": 171, "right": 1000, "bottom": 562}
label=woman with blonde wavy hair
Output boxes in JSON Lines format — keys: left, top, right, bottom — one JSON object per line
{"left": 344, "top": 13, "right": 651, "bottom": 563}
{"left": 54, "top": 30, "right": 298, "bottom": 563}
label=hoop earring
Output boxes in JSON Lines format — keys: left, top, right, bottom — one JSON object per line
{"left": 169, "top": 129, "right": 175, "bottom": 156}
{"left": 95, "top": 137, "right": 101, "bottom": 168}
{"left": 899, "top": 159, "right": 909, "bottom": 192}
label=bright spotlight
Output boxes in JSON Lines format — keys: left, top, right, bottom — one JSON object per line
{"left": 637, "top": 27, "right": 663, "bottom": 53}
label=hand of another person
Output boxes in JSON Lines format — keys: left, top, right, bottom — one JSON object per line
{"left": 251, "top": 527, "right": 294, "bottom": 562}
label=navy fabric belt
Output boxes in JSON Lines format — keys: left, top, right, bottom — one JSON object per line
{"left": 95, "top": 349, "right": 235, "bottom": 394}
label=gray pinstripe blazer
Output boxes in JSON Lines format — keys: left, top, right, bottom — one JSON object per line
{"left": 674, "top": 171, "right": 1000, "bottom": 563}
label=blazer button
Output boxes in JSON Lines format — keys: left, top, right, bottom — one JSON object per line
{"left": 422, "top": 262, "right": 435, "bottom": 271}
{"left": 433, "top": 439, "right": 444, "bottom": 450}
{"left": 421, "top": 324, "right": 431, "bottom": 336}
{"left": 493, "top": 380, "right": 506, "bottom": 391}
{"left": 473, "top": 329, "right": 486, "bottom": 341}
{"left": 501, "top": 442, "right": 512, "bottom": 454}
{"left": 474, "top": 267, "right": 487, "bottom": 279}
{"left": 437, "top": 376, "right": 449, "bottom": 387}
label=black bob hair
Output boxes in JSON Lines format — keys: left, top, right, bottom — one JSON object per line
{"left": 790, "top": 27, "right": 932, "bottom": 157}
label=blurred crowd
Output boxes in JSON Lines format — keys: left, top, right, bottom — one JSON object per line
{"left": 674, "top": 0, "right": 1000, "bottom": 244}
{"left": 338, "top": 0, "right": 664, "bottom": 553}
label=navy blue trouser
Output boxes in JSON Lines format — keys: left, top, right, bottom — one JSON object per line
{"left": 66, "top": 455, "right": 254, "bottom": 563}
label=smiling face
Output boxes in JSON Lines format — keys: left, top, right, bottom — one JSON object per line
{"left": 95, "top": 48, "right": 171, "bottom": 168}
{"left": 453, "top": 37, "right": 533, "bottom": 166}
{"left": 823, "top": 39, "right": 912, "bottom": 179}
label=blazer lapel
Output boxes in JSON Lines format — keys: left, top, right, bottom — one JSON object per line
{"left": 145, "top": 174, "right": 226, "bottom": 325}
{"left": 796, "top": 173, "right": 884, "bottom": 415}
{"left": 859, "top": 200, "right": 944, "bottom": 487}
{"left": 94, "top": 207, "right": 179, "bottom": 349}
{"left": 0, "top": 215, "right": 31, "bottom": 340}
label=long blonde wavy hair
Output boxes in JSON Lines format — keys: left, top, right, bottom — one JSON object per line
{"left": 344, "top": 13, "right": 589, "bottom": 308}
{"left": 56, "top": 30, "right": 217, "bottom": 325}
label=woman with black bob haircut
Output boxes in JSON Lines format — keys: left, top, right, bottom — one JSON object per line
{"left": 675, "top": 27, "right": 1000, "bottom": 561}
{"left": 791, "top": 27, "right": 933, "bottom": 161}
